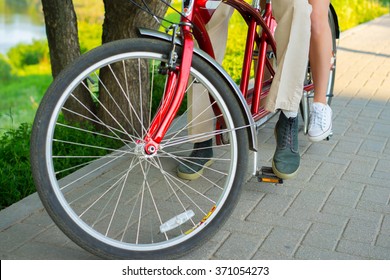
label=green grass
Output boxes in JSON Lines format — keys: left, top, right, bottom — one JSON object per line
{"left": 0, "top": 73, "right": 52, "bottom": 132}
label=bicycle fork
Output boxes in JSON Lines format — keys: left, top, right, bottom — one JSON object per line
{"left": 142, "top": 23, "right": 195, "bottom": 155}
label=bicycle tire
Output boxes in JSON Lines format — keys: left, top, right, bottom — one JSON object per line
{"left": 30, "top": 38, "right": 249, "bottom": 259}
{"left": 301, "top": 8, "right": 338, "bottom": 135}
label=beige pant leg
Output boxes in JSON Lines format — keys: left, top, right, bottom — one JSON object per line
{"left": 265, "top": 0, "right": 312, "bottom": 113}
{"left": 187, "top": 4, "right": 234, "bottom": 142}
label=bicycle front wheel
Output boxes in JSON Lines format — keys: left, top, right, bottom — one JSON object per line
{"left": 30, "top": 38, "right": 249, "bottom": 259}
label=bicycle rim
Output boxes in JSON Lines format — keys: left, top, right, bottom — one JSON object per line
{"left": 31, "top": 39, "right": 248, "bottom": 258}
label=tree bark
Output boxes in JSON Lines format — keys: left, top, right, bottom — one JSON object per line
{"left": 98, "top": 0, "right": 170, "bottom": 134}
{"left": 102, "top": 0, "right": 168, "bottom": 42}
{"left": 41, "top": 0, "right": 80, "bottom": 78}
{"left": 41, "top": 0, "right": 95, "bottom": 124}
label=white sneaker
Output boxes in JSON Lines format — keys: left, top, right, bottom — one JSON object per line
{"left": 308, "top": 102, "right": 332, "bottom": 142}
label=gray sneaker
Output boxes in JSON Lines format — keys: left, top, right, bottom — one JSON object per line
{"left": 177, "top": 139, "right": 213, "bottom": 180}
{"left": 272, "top": 112, "right": 300, "bottom": 179}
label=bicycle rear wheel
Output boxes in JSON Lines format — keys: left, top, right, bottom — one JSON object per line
{"left": 30, "top": 38, "right": 249, "bottom": 259}
{"left": 301, "top": 7, "right": 338, "bottom": 135}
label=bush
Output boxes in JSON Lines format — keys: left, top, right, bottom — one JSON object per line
{"left": 78, "top": 21, "right": 103, "bottom": 53}
{"left": 0, "top": 54, "right": 13, "bottom": 82}
{"left": 0, "top": 123, "right": 35, "bottom": 210}
{"left": 0, "top": 120, "right": 127, "bottom": 209}
{"left": 332, "top": 0, "right": 389, "bottom": 31}
{"left": 7, "top": 40, "right": 49, "bottom": 69}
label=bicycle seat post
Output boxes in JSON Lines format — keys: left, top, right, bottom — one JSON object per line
{"left": 252, "top": 0, "right": 261, "bottom": 9}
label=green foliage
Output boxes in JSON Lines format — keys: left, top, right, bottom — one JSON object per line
{"left": 332, "top": 0, "right": 389, "bottom": 31}
{"left": 0, "top": 123, "right": 34, "bottom": 210}
{"left": 73, "top": 0, "right": 104, "bottom": 25}
{"left": 161, "top": 9, "right": 181, "bottom": 30}
{"left": 0, "top": 54, "right": 13, "bottom": 82}
{"left": 78, "top": 21, "right": 103, "bottom": 54}
{"left": 7, "top": 40, "right": 49, "bottom": 69}
{"left": 223, "top": 11, "right": 248, "bottom": 83}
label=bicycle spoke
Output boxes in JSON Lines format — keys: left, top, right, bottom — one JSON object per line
{"left": 105, "top": 160, "right": 134, "bottom": 236}
{"left": 60, "top": 107, "right": 132, "bottom": 138}
{"left": 68, "top": 92, "right": 138, "bottom": 148}
{"left": 138, "top": 158, "right": 169, "bottom": 239}
{"left": 163, "top": 88, "right": 216, "bottom": 143}
{"left": 59, "top": 150, "right": 128, "bottom": 191}
{"left": 56, "top": 122, "right": 132, "bottom": 144}
{"left": 137, "top": 59, "right": 145, "bottom": 139}
{"left": 148, "top": 60, "right": 157, "bottom": 134}
{"left": 168, "top": 121, "right": 251, "bottom": 147}
{"left": 69, "top": 168, "right": 130, "bottom": 208}
{"left": 79, "top": 80, "right": 140, "bottom": 145}
{"left": 91, "top": 71, "right": 143, "bottom": 141}
{"left": 152, "top": 156, "right": 209, "bottom": 216}
{"left": 106, "top": 63, "right": 150, "bottom": 140}
{"left": 153, "top": 155, "right": 219, "bottom": 205}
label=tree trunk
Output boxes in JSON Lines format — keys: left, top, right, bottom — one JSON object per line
{"left": 102, "top": 0, "right": 168, "bottom": 42}
{"left": 42, "top": 0, "right": 80, "bottom": 77}
{"left": 41, "top": 0, "right": 95, "bottom": 124}
{"left": 98, "top": 0, "right": 170, "bottom": 135}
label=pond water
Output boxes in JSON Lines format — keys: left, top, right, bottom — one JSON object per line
{"left": 0, "top": 1, "right": 46, "bottom": 54}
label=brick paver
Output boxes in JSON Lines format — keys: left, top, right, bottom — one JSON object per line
{"left": 1, "top": 14, "right": 390, "bottom": 260}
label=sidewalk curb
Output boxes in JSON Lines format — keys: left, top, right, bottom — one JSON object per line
{"left": 0, "top": 193, "right": 43, "bottom": 231}
{"left": 340, "top": 13, "right": 390, "bottom": 40}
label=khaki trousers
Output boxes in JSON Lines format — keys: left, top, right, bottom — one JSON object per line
{"left": 266, "top": 0, "right": 312, "bottom": 112}
{"left": 187, "top": 4, "right": 234, "bottom": 141}
{"left": 188, "top": 1, "right": 312, "bottom": 140}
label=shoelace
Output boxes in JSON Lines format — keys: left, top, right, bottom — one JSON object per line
{"left": 282, "top": 118, "right": 297, "bottom": 148}
{"left": 310, "top": 107, "right": 327, "bottom": 130}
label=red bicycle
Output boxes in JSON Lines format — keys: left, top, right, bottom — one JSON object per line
{"left": 30, "top": 0, "right": 339, "bottom": 259}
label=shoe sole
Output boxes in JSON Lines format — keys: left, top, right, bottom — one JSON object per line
{"left": 177, "top": 159, "right": 214, "bottom": 181}
{"left": 308, "top": 125, "right": 332, "bottom": 142}
{"left": 272, "top": 160, "right": 299, "bottom": 180}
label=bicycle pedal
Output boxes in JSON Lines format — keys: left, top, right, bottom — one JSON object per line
{"left": 256, "top": 166, "right": 283, "bottom": 184}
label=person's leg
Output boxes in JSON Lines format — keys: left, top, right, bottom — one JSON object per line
{"left": 307, "top": 0, "right": 333, "bottom": 142}
{"left": 266, "top": 0, "right": 312, "bottom": 179}
{"left": 309, "top": 0, "right": 332, "bottom": 104}
{"left": 177, "top": 4, "right": 233, "bottom": 180}
{"left": 186, "top": 4, "right": 233, "bottom": 141}
{"left": 266, "top": 0, "right": 312, "bottom": 114}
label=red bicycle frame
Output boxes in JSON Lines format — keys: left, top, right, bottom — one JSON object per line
{"left": 143, "top": 0, "right": 311, "bottom": 154}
